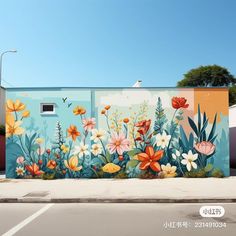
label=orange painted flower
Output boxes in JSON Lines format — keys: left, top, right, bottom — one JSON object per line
{"left": 101, "top": 110, "right": 106, "bottom": 115}
{"left": 22, "top": 110, "right": 30, "bottom": 118}
{"left": 123, "top": 118, "right": 129, "bottom": 123}
{"left": 67, "top": 125, "right": 80, "bottom": 141}
{"left": 171, "top": 97, "right": 189, "bottom": 109}
{"left": 47, "top": 160, "right": 57, "bottom": 169}
{"left": 64, "top": 156, "right": 82, "bottom": 172}
{"left": 73, "top": 106, "right": 86, "bottom": 115}
{"left": 25, "top": 163, "right": 44, "bottom": 176}
{"left": 6, "top": 99, "right": 26, "bottom": 112}
{"left": 105, "top": 105, "right": 111, "bottom": 110}
{"left": 135, "top": 119, "right": 151, "bottom": 135}
{"left": 137, "top": 146, "right": 164, "bottom": 172}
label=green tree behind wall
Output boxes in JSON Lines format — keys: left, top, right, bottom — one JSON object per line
{"left": 177, "top": 65, "right": 236, "bottom": 106}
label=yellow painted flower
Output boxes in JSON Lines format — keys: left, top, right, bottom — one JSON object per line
{"left": 6, "top": 99, "right": 25, "bottom": 112}
{"left": 64, "top": 156, "right": 82, "bottom": 172}
{"left": 6, "top": 113, "right": 24, "bottom": 137}
{"left": 161, "top": 163, "right": 177, "bottom": 178}
{"left": 35, "top": 138, "right": 44, "bottom": 144}
{"left": 102, "top": 163, "right": 121, "bottom": 174}
{"left": 61, "top": 144, "right": 69, "bottom": 153}
{"left": 22, "top": 110, "right": 30, "bottom": 118}
{"left": 73, "top": 106, "right": 86, "bottom": 115}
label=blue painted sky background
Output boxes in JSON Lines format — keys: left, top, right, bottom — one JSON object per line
{"left": 1, "top": 0, "right": 236, "bottom": 88}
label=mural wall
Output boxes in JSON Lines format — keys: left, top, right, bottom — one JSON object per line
{"left": 5, "top": 88, "right": 229, "bottom": 179}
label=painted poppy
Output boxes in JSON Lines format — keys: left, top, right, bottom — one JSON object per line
{"left": 171, "top": 97, "right": 189, "bottom": 109}
{"left": 135, "top": 119, "right": 151, "bottom": 135}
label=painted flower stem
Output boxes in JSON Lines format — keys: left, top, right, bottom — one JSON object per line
{"left": 100, "top": 140, "right": 107, "bottom": 155}
{"left": 177, "top": 158, "right": 184, "bottom": 176}
{"left": 105, "top": 113, "right": 111, "bottom": 135}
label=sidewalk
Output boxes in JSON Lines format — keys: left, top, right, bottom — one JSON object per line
{"left": 1, "top": 177, "right": 236, "bottom": 203}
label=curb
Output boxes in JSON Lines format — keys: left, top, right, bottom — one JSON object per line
{"left": 1, "top": 198, "right": 236, "bottom": 203}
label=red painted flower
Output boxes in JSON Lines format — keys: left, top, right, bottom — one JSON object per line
{"left": 118, "top": 155, "right": 124, "bottom": 161}
{"left": 38, "top": 160, "right": 43, "bottom": 165}
{"left": 25, "top": 163, "right": 44, "bottom": 176}
{"left": 135, "top": 119, "right": 151, "bottom": 135}
{"left": 172, "top": 97, "right": 189, "bottom": 109}
{"left": 46, "top": 149, "right": 51, "bottom": 155}
{"left": 137, "top": 146, "right": 164, "bottom": 172}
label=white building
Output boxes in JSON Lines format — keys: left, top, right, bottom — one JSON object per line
{"left": 230, "top": 105, "right": 236, "bottom": 167}
{"left": 229, "top": 105, "right": 236, "bottom": 127}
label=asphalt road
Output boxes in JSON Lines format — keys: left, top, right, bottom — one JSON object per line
{"left": 0, "top": 203, "right": 236, "bottom": 236}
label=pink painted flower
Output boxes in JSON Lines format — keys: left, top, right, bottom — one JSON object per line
{"left": 82, "top": 118, "right": 96, "bottom": 131}
{"left": 107, "top": 132, "right": 130, "bottom": 155}
{"left": 194, "top": 141, "right": 215, "bottom": 156}
{"left": 16, "top": 156, "right": 24, "bottom": 164}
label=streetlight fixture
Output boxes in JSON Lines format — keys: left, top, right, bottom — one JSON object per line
{"left": 0, "top": 50, "right": 17, "bottom": 87}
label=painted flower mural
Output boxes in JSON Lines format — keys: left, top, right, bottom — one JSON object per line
{"left": 6, "top": 89, "right": 228, "bottom": 179}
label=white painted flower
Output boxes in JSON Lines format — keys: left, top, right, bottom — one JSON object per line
{"left": 172, "top": 150, "right": 180, "bottom": 160}
{"left": 155, "top": 131, "right": 171, "bottom": 149}
{"left": 181, "top": 150, "right": 198, "bottom": 171}
{"left": 15, "top": 167, "right": 25, "bottom": 176}
{"left": 90, "top": 129, "right": 106, "bottom": 143}
{"left": 73, "top": 142, "right": 89, "bottom": 158}
{"left": 91, "top": 143, "right": 103, "bottom": 156}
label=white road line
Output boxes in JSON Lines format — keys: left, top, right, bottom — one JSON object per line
{"left": 2, "top": 203, "right": 54, "bottom": 236}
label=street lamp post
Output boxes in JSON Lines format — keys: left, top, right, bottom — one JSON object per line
{"left": 0, "top": 50, "right": 17, "bottom": 87}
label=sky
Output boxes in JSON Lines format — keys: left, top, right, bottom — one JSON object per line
{"left": 0, "top": 0, "right": 236, "bottom": 88}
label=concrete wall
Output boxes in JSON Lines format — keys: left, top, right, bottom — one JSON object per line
{"left": 5, "top": 87, "right": 230, "bottom": 178}
{"left": 0, "top": 87, "right": 5, "bottom": 125}
{"left": 229, "top": 105, "right": 236, "bottom": 167}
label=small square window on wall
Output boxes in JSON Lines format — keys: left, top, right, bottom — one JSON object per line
{"left": 40, "top": 103, "right": 56, "bottom": 115}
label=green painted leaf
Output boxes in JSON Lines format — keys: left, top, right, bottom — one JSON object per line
{"left": 204, "top": 163, "right": 214, "bottom": 172}
{"left": 126, "top": 159, "right": 139, "bottom": 168}
{"left": 25, "top": 134, "right": 30, "bottom": 150}
{"left": 6, "top": 142, "right": 24, "bottom": 178}
{"left": 189, "top": 132, "right": 194, "bottom": 148}
{"left": 198, "top": 104, "right": 201, "bottom": 133}
{"left": 128, "top": 149, "right": 140, "bottom": 158}
{"left": 200, "top": 119, "right": 208, "bottom": 141}
{"left": 180, "top": 125, "right": 188, "bottom": 149}
{"left": 106, "top": 152, "right": 111, "bottom": 163}
{"left": 31, "top": 144, "right": 39, "bottom": 151}
{"left": 30, "top": 133, "right": 37, "bottom": 145}
{"left": 188, "top": 117, "right": 198, "bottom": 136}
{"left": 208, "top": 113, "right": 217, "bottom": 142}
